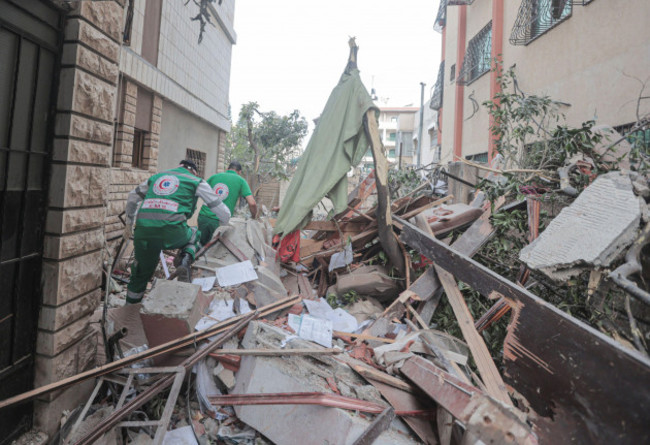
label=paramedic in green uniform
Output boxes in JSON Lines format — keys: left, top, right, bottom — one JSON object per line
{"left": 197, "top": 161, "right": 258, "bottom": 246}
{"left": 123, "top": 160, "right": 231, "bottom": 304}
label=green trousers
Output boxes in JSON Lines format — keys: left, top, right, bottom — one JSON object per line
{"left": 126, "top": 223, "right": 200, "bottom": 303}
{"left": 197, "top": 214, "right": 220, "bottom": 246}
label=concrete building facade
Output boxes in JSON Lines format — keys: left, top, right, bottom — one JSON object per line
{"left": 431, "top": 0, "right": 650, "bottom": 164}
{"left": 0, "top": 0, "right": 236, "bottom": 440}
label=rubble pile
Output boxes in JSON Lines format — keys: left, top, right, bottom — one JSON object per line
{"left": 5, "top": 159, "right": 650, "bottom": 444}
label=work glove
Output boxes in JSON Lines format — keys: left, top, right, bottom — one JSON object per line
{"left": 123, "top": 223, "right": 133, "bottom": 240}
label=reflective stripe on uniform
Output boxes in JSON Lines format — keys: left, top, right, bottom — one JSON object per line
{"left": 137, "top": 212, "right": 187, "bottom": 222}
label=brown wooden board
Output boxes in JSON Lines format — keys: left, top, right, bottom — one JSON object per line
{"left": 398, "top": 217, "right": 650, "bottom": 445}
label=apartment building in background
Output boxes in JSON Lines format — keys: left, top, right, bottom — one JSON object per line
{"left": 361, "top": 107, "right": 419, "bottom": 171}
{"left": 430, "top": 0, "right": 650, "bottom": 164}
{"left": 0, "top": 0, "right": 236, "bottom": 440}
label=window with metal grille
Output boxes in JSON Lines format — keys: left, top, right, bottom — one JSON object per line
{"left": 450, "top": 64, "right": 456, "bottom": 82}
{"left": 457, "top": 22, "right": 492, "bottom": 86}
{"left": 186, "top": 148, "right": 207, "bottom": 178}
{"left": 466, "top": 152, "right": 488, "bottom": 163}
{"left": 430, "top": 61, "right": 445, "bottom": 111}
{"left": 510, "top": 0, "right": 572, "bottom": 46}
{"left": 447, "top": 0, "right": 475, "bottom": 5}
{"left": 434, "top": 0, "right": 447, "bottom": 33}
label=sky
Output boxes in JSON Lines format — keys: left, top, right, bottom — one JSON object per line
{"left": 228, "top": 0, "right": 442, "bottom": 136}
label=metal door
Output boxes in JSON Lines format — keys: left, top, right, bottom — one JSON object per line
{"left": 0, "top": 0, "right": 61, "bottom": 441}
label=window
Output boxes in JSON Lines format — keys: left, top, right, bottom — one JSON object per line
{"left": 430, "top": 61, "right": 445, "bottom": 111}
{"left": 450, "top": 64, "right": 456, "bottom": 82}
{"left": 466, "top": 152, "right": 488, "bottom": 163}
{"left": 510, "top": 0, "right": 572, "bottom": 46}
{"left": 388, "top": 149, "right": 396, "bottom": 158}
{"left": 615, "top": 123, "right": 650, "bottom": 153}
{"left": 390, "top": 116, "right": 398, "bottom": 123}
{"left": 123, "top": 0, "right": 134, "bottom": 45}
{"left": 388, "top": 132, "right": 396, "bottom": 142}
{"left": 132, "top": 129, "right": 145, "bottom": 168}
{"left": 186, "top": 148, "right": 207, "bottom": 178}
{"left": 457, "top": 22, "right": 492, "bottom": 85}
{"left": 142, "top": 0, "right": 163, "bottom": 65}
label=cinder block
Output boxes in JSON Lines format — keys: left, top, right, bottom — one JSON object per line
{"left": 140, "top": 281, "right": 210, "bottom": 360}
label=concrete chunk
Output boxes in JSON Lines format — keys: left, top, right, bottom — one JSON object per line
{"left": 519, "top": 172, "right": 641, "bottom": 280}
{"left": 140, "top": 281, "right": 210, "bottom": 350}
{"left": 233, "top": 322, "right": 418, "bottom": 445}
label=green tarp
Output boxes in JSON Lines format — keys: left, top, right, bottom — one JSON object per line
{"left": 273, "top": 67, "right": 376, "bottom": 236}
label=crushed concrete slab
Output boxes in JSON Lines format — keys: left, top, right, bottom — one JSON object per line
{"left": 232, "top": 322, "right": 418, "bottom": 445}
{"left": 140, "top": 281, "right": 210, "bottom": 353}
{"left": 520, "top": 171, "right": 642, "bottom": 280}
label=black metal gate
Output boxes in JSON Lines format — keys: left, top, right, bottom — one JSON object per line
{"left": 0, "top": 0, "right": 61, "bottom": 441}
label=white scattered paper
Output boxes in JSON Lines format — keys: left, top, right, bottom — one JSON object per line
{"left": 194, "top": 298, "right": 252, "bottom": 331}
{"left": 288, "top": 313, "right": 332, "bottom": 347}
{"left": 329, "top": 242, "right": 353, "bottom": 272}
{"left": 160, "top": 251, "right": 170, "bottom": 278}
{"left": 216, "top": 260, "right": 258, "bottom": 287}
{"left": 162, "top": 426, "right": 199, "bottom": 445}
{"left": 192, "top": 276, "right": 216, "bottom": 292}
{"left": 303, "top": 298, "right": 359, "bottom": 333}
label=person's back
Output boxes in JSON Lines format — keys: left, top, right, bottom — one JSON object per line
{"left": 198, "top": 161, "right": 257, "bottom": 245}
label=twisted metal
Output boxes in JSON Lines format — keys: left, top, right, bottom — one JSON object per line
{"left": 434, "top": 0, "right": 448, "bottom": 33}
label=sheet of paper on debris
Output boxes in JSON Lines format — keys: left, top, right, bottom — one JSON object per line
{"left": 303, "top": 297, "right": 358, "bottom": 332}
{"left": 195, "top": 298, "right": 252, "bottom": 331}
{"left": 288, "top": 313, "right": 333, "bottom": 347}
{"left": 192, "top": 276, "right": 217, "bottom": 292}
{"left": 216, "top": 260, "right": 258, "bottom": 287}
{"left": 328, "top": 242, "right": 353, "bottom": 272}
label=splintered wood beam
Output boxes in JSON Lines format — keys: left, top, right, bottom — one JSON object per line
{"left": 365, "top": 109, "right": 405, "bottom": 277}
{"left": 414, "top": 214, "right": 512, "bottom": 406}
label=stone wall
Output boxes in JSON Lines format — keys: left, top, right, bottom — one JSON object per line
{"left": 35, "top": 0, "right": 125, "bottom": 435}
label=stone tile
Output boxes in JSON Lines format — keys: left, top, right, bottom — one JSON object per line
{"left": 36, "top": 316, "right": 90, "bottom": 356}
{"left": 48, "top": 164, "right": 109, "bottom": 208}
{"left": 53, "top": 138, "right": 111, "bottom": 165}
{"left": 55, "top": 113, "right": 113, "bottom": 144}
{"left": 57, "top": 68, "right": 115, "bottom": 123}
{"left": 38, "top": 288, "right": 102, "bottom": 332}
{"left": 42, "top": 251, "right": 103, "bottom": 306}
{"left": 78, "top": 0, "right": 124, "bottom": 42}
{"left": 64, "top": 19, "right": 120, "bottom": 62}
{"left": 43, "top": 228, "right": 104, "bottom": 260}
{"left": 45, "top": 207, "right": 106, "bottom": 234}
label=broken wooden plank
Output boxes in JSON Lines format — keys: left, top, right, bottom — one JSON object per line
{"left": 413, "top": 213, "right": 511, "bottom": 405}
{"left": 401, "top": 356, "right": 535, "bottom": 445}
{"left": 398, "top": 216, "right": 650, "bottom": 444}
{"left": 365, "top": 109, "right": 405, "bottom": 277}
{"left": 400, "top": 195, "right": 453, "bottom": 220}
{"left": 434, "top": 266, "right": 512, "bottom": 406}
{"left": 352, "top": 407, "right": 395, "bottom": 445}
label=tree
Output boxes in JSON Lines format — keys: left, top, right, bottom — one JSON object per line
{"left": 227, "top": 102, "right": 308, "bottom": 199}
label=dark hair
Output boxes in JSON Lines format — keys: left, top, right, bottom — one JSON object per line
{"left": 228, "top": 161, "right": 243, "bottom": 172}
{"left": 180, "top": 159, "right": 198, "bottom": 172}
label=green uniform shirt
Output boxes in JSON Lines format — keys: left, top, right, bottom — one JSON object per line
{"left": 137, "top": 167, "right": 202, "bottom": 227}
{"left": 199, "top": 170, "right": 252, "bottom": 221}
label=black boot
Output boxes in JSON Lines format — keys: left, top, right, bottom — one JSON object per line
{"left": 175, "top": 252, "right": 192, "bottom": 283}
